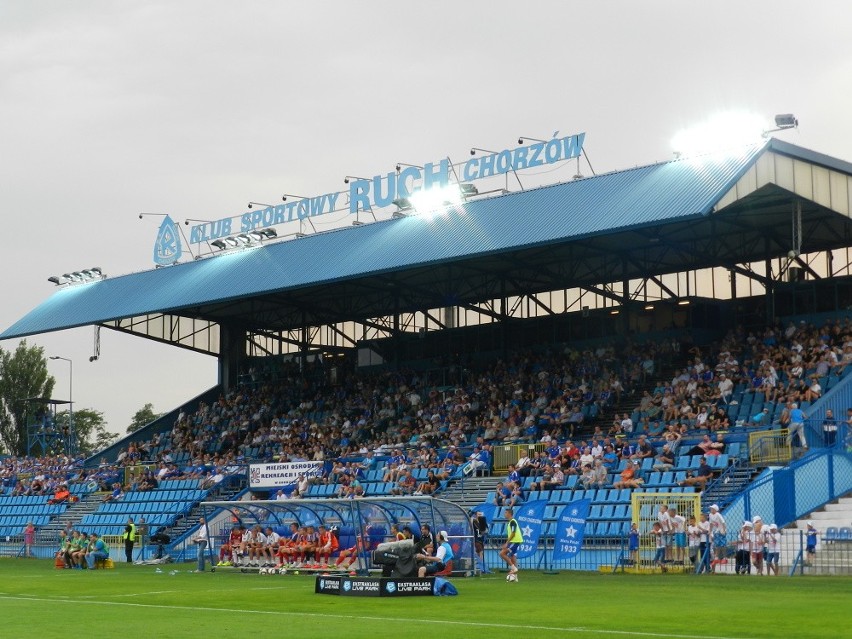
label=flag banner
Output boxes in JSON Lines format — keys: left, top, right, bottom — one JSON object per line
{"left": 552, "top": 498, "right": 591, "bottom": 561}
{"left": 514, "top": 500, "right": 549, "bottom": 559}
{"left": 471, "top": 503, "right": 499, "bottom": 525}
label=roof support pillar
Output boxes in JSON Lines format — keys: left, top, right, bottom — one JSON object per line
{"left": 500, "top": 278, "right": 507, "bottom": 359}
{"left": 218, "top": 323, "right": 244, "bottom": 392}
{"left": 765, "top": 237, "right": 775, "bottom": 325}
{"left": 300, "top": 314, "right": 308, "bottom": 372}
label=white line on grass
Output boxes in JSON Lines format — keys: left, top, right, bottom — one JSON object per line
{"left": 78, "top": 590, "right": 178, "bottom": 599}
{"left": 0, "top": 594, "right": 767, "bottom": 639}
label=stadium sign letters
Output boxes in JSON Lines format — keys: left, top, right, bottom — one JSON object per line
{"left": 185, "top": 133, "right": 585, "bottom": 247}
{"left": 248, "top": 461, "right": 323, "bottom": 489}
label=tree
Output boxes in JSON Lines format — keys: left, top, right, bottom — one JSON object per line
{"left": 126, "top": 402, "right": 163, "bottom": 434}
{"left": 0, "top": 340, "right": 55, "bottom": 455}
{"left": 55, "top": 408, "right": 118, "bottom": 457}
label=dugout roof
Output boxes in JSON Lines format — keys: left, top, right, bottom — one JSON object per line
{"left": 5, "top": 138, "right": 852, "bottom": 348}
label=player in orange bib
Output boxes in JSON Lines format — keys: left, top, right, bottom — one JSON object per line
{"left": 316, "top": 524, "right": 339, "bottom": 568}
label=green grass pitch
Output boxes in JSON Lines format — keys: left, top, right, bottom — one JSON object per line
{"left": 1, "top": 561, "right": 848, "bottom": 639}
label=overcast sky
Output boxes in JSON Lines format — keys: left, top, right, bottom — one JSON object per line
{"left": 1, "top": 1, "right": 851, "bottom": 437}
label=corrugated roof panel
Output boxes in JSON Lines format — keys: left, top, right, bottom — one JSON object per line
{"left": 3, "top": 140, "right": 836, "bottom": 340}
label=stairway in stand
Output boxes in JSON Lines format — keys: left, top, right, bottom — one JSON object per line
{"left": 36, "top": 492, "right": 103, "bottom": 543}
{"left": 440, "top": 476, "right": 497, "bottom": 513}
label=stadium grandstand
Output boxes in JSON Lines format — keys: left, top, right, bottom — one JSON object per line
{"left": 2, "top": 137, "right": 852, "bottom": 575}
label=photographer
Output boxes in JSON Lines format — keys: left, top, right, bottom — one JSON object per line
{"left": 416, "top": 531, "right": 454, "bottom": 577}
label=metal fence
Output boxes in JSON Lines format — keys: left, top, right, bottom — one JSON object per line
{"left": 480, "top": 526, "right": 852, "bottom": 576}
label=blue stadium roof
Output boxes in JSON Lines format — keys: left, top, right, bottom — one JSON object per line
{"left": 5, "top": 138, "right": 852, "bottom": 341}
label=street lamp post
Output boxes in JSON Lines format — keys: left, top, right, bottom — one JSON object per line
{"left": 49, "top": 356, "right": 73, "bottom": 455}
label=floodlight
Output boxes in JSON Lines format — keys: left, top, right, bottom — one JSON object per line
{"left": 671, "top": 112, "right": 765, "bottom": 157}
{"left": 517, "top": 136, "right": 546, "bottom": 145}
{"left": 392, "top": 197, "right": 412, "bottom": 210}
{"left": 48, "top": 275, "right": 65, "bottom": 285}
{"left": 391, "top": 211, "right": 407, "bottom": 220}
{"left": 255, "top": 227, "right": 277, "bottom": 239}
{"left": 211, "top": 239, "right": 227, "bottom": 250}
{"left": 247, "top": 202, "right": 273, "bottom": 209}
{"left": 344, "top": 176, "right": 367, "bottom": 184}
{"left": 409, "top": 184, "right": 464, "bottom": 212}
{"left": 774, "top": 114, "right": 798, "bottom": 129}
{"left": 395, "top": 163, "right": 422, "bottom": 172}
{"left": 223, "top": 237, "right": 239, "bottom": 248}
{"left": 459, "top": 183, "right": 478, "bottom": 197}
{"left": 282, "top": 194, "right": 308, "bottom": 201}
{"left": 235, "top": 234, "right": 252, "bottom": 245}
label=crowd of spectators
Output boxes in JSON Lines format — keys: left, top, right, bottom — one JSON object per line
{"left": 4, "top": 316, "right": 849, "bottom": 511}
{"left": 1, "top": 455, "right": 84, "bottom": 497}
{"left": 119, "top": 338, "right": 677, "bottom": 473}
{"left": 631, "top": 317, "right": 852, "bottom": 436}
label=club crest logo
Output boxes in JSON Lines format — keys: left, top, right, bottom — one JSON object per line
{"left": 385, "top": 582, "right": 397, "bottom": 593}
{"left": 153, "top": 215, "right": 183, "bottom": 266}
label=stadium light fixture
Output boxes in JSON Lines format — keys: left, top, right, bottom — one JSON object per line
{"left": 774, "top": 114, "right": 798, "bottom": 129}
{"left": 395, "top": 162, "right": 423, "bottom": 173}
{"left": 184, "top": 218, "right": 212, "bottom": 226}
{"left": 282, "top": 194, "right": 308, "bottom": 201}
{"left": 344, "top": 176, "right": 368, "bottom": 184}
{"left": 762, "top": 113, "right": 799, "bottom": 137}
{"left": 256, "top": 227, "right": 277, "bottom": 239}
{"left": 671, "top": 112, "right": 765, "bottom": 157}
{"left": 48, "top": 267, "right": 104, "bottom": 286}
{"left": 407, "top": 183, "right": 477, "bottom": 214}
{"left": 211, "top": 239, "right": 227, "bottom": 250}
{"left": 470, "top": 147, "right": 498, "bottom": 156}
{"left": 517, "top": 136, "right": 546, "bottom": 145}
{"left": 247, "top": 202, "right": 274, "bottom": 209}
{"left": 392, "top": 196, "right": 412, "bottom": 211}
